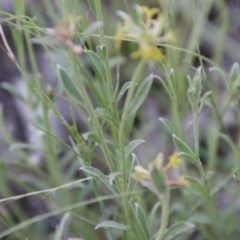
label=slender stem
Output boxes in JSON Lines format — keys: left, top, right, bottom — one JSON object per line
{"left": 193, "top": 110, "right": 206, "bottom": 183}
{"left": 171, "top": 96, "right": 182, "bottom": 138}
{"left": 69, "top": 53, "right": 114, "bottom": 171}
{"left": 156, "top": 189, "right": 170, "bottom": 240}
{"left": 117, "top": 60, "right": 145, "bottom": 238}
{"left": 119, "top": 60, "right": 145, "bottom": 190}
{"left": 42, "top": 102, "right": 62, "bottom": 185}
{"left": 95, "top": 0, "right": 105, "bottom": 46}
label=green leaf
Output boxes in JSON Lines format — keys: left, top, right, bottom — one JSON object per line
{"left": 87, "top": 0, "right": 97, "bottom": 15}
{"left": 198, "top": 91, "right": 212, "bottom": 113}
{"left": 57, "top": 65, "right": 83, "bottom": 105}
{"left": 13, "top": 0, "right": 25, "bottom": 14}
{"left": 82, "top": 131, "right": 102, "bottom": 144}
{"left": 54, "top": 213, "right": 71, "bottom": 240}
{"left": 172, "top": 134, "right": 196, "bottom": 160}
{"left": 127, "top": 153, "right": 138, "bottom": 192}
{"left": 94, "top": 108, "right": 114, "bottom": 124}
{"left": 9, "top": 142, "right": 42, "bottom": 152}
{"left": 189, "top": 212, "right": 211, "bottom": 224}
{"left": 148, "top": 202, "right": 161, "bottom": 224}
{"left": 151, "top": 168, "right": 166, "bottom": 193}
{"left": 129, "top": 74, "right": 154, "bottom": 116}
{"left": 97, "top": 45, "right": 107, "bottom": 60}
{"left": 85, "top": 50, "right": 106, "bottom": 82}
{"left": 95, "top": 221, "right": 130, "bottom": 231}
{"left": 229, "top": 62, "right": 240, "bottom": 92}
{"left": 109, "top": 172, "right": 120, "bottom": 186}
{"left": 124, "top": 139, "right": 145, "bottom": 159}
{"left": 134, "top": 203, "right": 149, "bottom": 238}
{"left": 80, "top": 166, "right": 117, "bottom": 194}
{"left": 158, "top": 117, "right": 175, "bottom": 134}
{"left": 117, "top": 81, "right": 133, "bottom": 101}
{"left": 187, "top": 177, "right": 206, "bottom": 197}
{"left": 164, "top": 222, "right": 195, "bottom": 240}
{"left": 155, "top": 75, "right": 171, "bottom": 97}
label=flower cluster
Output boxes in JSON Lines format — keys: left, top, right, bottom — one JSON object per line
{"left": 115, "top": 5, "right": 176, "bottom": 60}
{"left": 46, "top": 16, "right": 82, "bottom": 54}
{"left": 134, "top": 152, "right": 186, "bottom": 191}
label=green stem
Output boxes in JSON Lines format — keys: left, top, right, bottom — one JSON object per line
{"left": 42, "top": 102, "right": 62, "bottom": 185}
{"left": 194, "top": 113, "right": 207, "bottom": 183}
{"left": 156, "top": 189, "right": 170, "bottom": 240}
{"left": 119, "top": 60, "right": 145, "bottom": 191}
{"left": 95, "top": 0, "right": 105, "bottom": 46}
{"left": 118, "top": 60, "right": 145, "bottom": 237}
{"left": 69, "top": 53, "right": 114, "bottom": 171}
{"left": 193, "top": 104, "right": 222, "bottom": 239}
{"left": 172, "top": 96, "right": 182, "bottom": 138}
{"left": 94, "top": 0, "right": 118, "bottom": 131}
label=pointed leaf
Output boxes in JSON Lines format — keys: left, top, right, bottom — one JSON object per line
{"left": 57, "top": 65, "right": 83, "bottom": 105}
{"left": 151, "top": 168, "right": 166, "bottom": 193}
{"left": 164, "top": 222, "right": 195, "bottom": 240}
{"left": 129, "top": 74, "right": 154, "bottom": 115}
{"left": 117, "top": 81, "right": 133, "bottom": 101}
{"left": 124, "top": 139, "right": 145, "bottom": 159}
{"left": 189, "top": 212, "right": 211, "bottom": 224}
{"left": 187, "top": 177, "right": 206, "bottom": 197}
{"left": 158, "top": 117, "right": 175, "bottom": 134}
{"left": 9, "top": 142, "right": 42, "bottom": 151}
{"left": 87, "top": 0, "right": 97, "bottom": 14}
{"left": 134, "top": 203, "right": 149, "bottom": 238}
{"left": 172, "top": 134, "right": 196, "bottom": 160}
{"left": 148, "top": 202, "right": 161, "bottom": 224}
{"left": 95, "top": 221, "right": 130, "bottom": 231}
{"left": 229, "top": 62, "right": 240, "bottom": 91}
{"left": 85, "top": 50, "right": 106, "bottom": 82}
{"left": 54, "top": 213, "right": 71, "bottom": 240}
{"left": 80, "top": 166, "right": 117, "bottom": 194}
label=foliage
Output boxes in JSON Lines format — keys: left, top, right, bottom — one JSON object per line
{"left": 0, "top": 0, "right": 240, "bottom": 239}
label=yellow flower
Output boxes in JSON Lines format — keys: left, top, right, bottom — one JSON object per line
{"left": 148, "top": 152, "right": 164, "bottom": 171}
{"left": 131, "top": 43, "right": 164, "bottom": 60}
{"left": 46, "top": 16, "right": 82, "bottom": 54}
{"left": 141, "top": 5, "right": 160, "bottom": 19}
{"left": 164, "top": 152, "right": 181, "bottom": 170}
{"left": 133, "top": 165, "right": 150, "bottom": 181}
{"left": 115, "top": 5, "right": 175, "bottom": 61}
{"left": 133, "top": 151, "right": 186, "bottom": 192}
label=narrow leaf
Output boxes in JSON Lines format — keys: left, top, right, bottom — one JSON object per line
{"left": 129, "top": 74, "right": 154, "bottom": 115}
{"left": 80, "top": 166, "right": 117, "bottom": 194}
{"left": 158, "top": 117, "right": 175, "bottom": 134}
{"left": 57, "top": 65, "right": 83, "bottom": 105}
{"left": 124, "top": 139, "right": 145, "bottom": 158}
{"left": 134, "top": 203, "right": 149, "bottom": 238}
{"left": 95, "top": 221, "right": 130, "bottom": 231}
{"left": 164, "top": 222, "right": 195, "bottom": 240}
{"left": 85, "top": 50, "right": 106, "bottom": 82}
{"left": 151, "top": 168, "right": 166, "bottom": 193}
{"left": 148, "top": 202, "right": 161, "bottom": 225}
{"left": 172, "top": 134, "right": 196, "bottom": 160}
{"left": 87, "top": 0, "right": 97, "bottom": 14}
{"left": 117, "top": 81, "right": 133, "bottom": 101}
{"left": 54, "top": 213, "right": 71, "bottom": 240}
